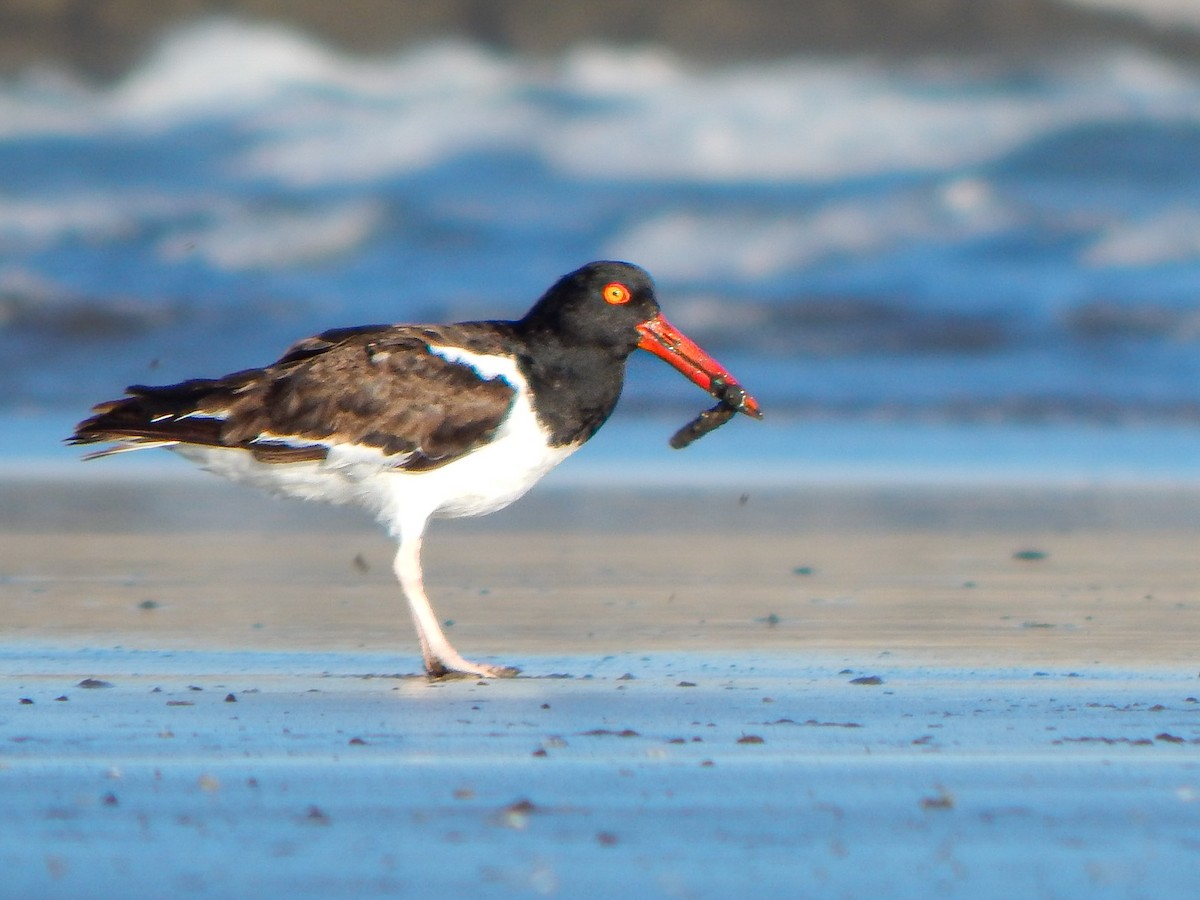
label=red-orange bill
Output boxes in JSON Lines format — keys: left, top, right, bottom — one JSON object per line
{"left": 636, "top": 313, "right": 762, "bottom": 419}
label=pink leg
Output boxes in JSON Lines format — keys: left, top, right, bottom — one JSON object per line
{"left": 392, "top": 532, "right": 518, "bottom": 678}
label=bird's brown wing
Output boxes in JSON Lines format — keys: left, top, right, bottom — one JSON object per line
{"left": 68, "top": 323, "right": 519, "bottom": 471}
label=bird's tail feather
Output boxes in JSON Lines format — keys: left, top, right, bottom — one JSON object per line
{"left": 66, "top": 381, "right": 232, "bottom": 454}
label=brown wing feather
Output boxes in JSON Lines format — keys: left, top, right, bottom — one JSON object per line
{"left": 68, "top": 323, "right": 520, "bottom": 471}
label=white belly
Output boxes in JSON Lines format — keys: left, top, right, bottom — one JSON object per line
{"left": 172, "top": 348, "right": 578, "bottom": 536}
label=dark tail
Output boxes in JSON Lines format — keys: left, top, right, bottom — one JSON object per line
{"left": 66, "top": 378, "right": 236, "bottom": 456}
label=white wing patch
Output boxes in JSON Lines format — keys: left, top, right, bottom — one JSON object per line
{"left": 426, "top": 343, "right": 521, "bottom": 386}
{"left": 251, "top": 431, "right": 329, "bottom": 448}
{"left": 178, "top": 410, "right": 229, "bottom": 420}
{"left": 82, "top": 440, "right": 180, "bottom": 461}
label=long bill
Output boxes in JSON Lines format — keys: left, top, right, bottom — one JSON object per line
{"left": 636, "top": 313, "right": 763, "bottom": 419}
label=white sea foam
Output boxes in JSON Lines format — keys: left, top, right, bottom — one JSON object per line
{"left": 109, "top": 19, "right": 348, "bottom": 122}
{"left": 157, "top": 199, "right": 384, "bottom": 270}
{"left": 1, "top": 20, "right": 1194, "bottom": 179}
{"left": 1085, "top": 207, "right": 1200, "bottom": 267}
{"left": 1056, "top": 0, "right": 1200, "bottom": 30}
{"left": 606, "top": 180, "right": 1016, "bottom": 281}
{"left": 0, "top": 192, "right": 208, "bottom": 250}
{"left": 0, "top": 19, "right": 1194, "bottom": 278}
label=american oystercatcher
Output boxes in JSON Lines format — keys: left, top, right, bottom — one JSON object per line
{"left": 68, "top": 261, "right": 761, "bottom": 677}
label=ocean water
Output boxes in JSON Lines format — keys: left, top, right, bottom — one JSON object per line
{"left": 2, "top": 17, "right": 1199, "bottom": 481}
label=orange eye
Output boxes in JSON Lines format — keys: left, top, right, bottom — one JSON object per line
{"left": 603, "top": 282, "right": 631, "bottom": 305}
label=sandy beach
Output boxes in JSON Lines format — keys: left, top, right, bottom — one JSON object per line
{"left": 5, "top": 478, "right": 1199, "bottom": 668}
{"left": 3, "top": 477, "right": 1200, "bottom": 897}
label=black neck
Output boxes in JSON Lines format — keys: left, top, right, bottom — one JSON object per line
{"left": 512, "top": 327, "right": 628, "bottom": 447}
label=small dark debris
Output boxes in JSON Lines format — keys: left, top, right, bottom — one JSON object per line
{"left": 1013, "top": 549, "right": 1048, "bottom": 561}
{"left": 1149, "top": 704, "right": 1167, "bottom": 711}
{"left": 676, "top": 681, "right": 697, "bottom": 688}
{"left": 224, "top": 693, "right": 237, "bottom": 703}
{"left": 54, "top": 696, "right": 68, "bottom": 702}
{"left": 102, "top": 793, "right": 119, "bottom": 807}
{"left": 596, "top": 831, "right": 619, "bottom": 846}
{"left": 1156, "top": 733, "right": 1185, "bottom": 744}
{"left": 757, "top": 613, "right": 781, "bottom": 626}
{"left": 352, "top": 553, "right": 370, "bottom": 573}
{"left": 667, "top": 737, "right": 686, "bottom": 744}
{"left": 348, "top": 737, "right": 367, "bottom": 746}
{"left": 531, "top": 748, "right": 548, "bottom": 757}
{"left": 166, "top": 701, "right": 194, "bottom": 707}
{"left": 137, "top": 600, "right": 159, "bottom": 610}
{"left": 850, "top": 675, "right": 884, "bottom": 686}
{"left": 1060, "top": 736, "right": 1155, "bottom": 745}
{"left": 19, "top": 698, "right": 33, "bottom": 705}
{"left": 920, "top": 790, "right": 955, "bottom": 811}
{"left": 77, "top": 679, "right": 113, "bottom": 689}
{"left": 496, "top": 799, "right": 539, "bottom": 828}
{"left": 540, "top": 703, "right": 551, "bottom": 709}
{"left": 737, "top": 734, "right": 765, "bottom": 744}
{"left": 700, "top": 760, "right": 715, "bottom": 767}
{"left": 769, "top": 718, "right": 862, "bottom": 729}
{"left": 792, "top": 566, "right": 814, "bottom": 576}
{"left": 304, "top": 805, "right": 331, "bottom": 825}
{"left": 187, "top": 685, "right": 203, "bottom": 692}
{"left": 581, "top": 728, "right": 640, "bottom": 738}
{"left": 616, "top": 673, "right": 636, "bottom": 681}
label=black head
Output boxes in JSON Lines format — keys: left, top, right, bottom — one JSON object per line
{"left": 519, "top": 260, "right": 762, "bottom": 423}
{"left": 519, "top": 260, "right": 660, "bottom": 354}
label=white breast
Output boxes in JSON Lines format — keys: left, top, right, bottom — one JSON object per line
{"left": 172, "top": 346, "right": 578, "bottom": 538}
{"left": 392, "top": 345, "right": 577, "bottom": 524}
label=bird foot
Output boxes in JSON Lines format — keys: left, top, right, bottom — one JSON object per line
{"left": 425, "top": 656, "right": 520, "bottom": 679}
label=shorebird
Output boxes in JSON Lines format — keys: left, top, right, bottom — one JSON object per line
{"left": 68, "top": 261, "right": 761, "bottom": 677}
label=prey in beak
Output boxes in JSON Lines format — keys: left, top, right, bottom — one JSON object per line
{"left": 635, "top": 312, "right": 763, "bottom": 447}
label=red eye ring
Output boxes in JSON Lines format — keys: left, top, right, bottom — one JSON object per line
{"left": 603, "top": 282, "right": 631, "bottom": 305}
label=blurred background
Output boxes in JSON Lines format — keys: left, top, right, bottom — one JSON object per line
{"left": 2, "top": 0, "right": 1199, "bottom": 482}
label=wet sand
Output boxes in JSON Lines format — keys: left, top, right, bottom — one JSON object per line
{"left": 3, "top": 478, "right": 1199, "bottom": 896}
{"left": 5, "top": 479, "right": 1200, "bottom": 669}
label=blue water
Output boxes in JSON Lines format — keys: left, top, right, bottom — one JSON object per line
{"left": 2, "top": 18, "right": 1199, "bottom": 480}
